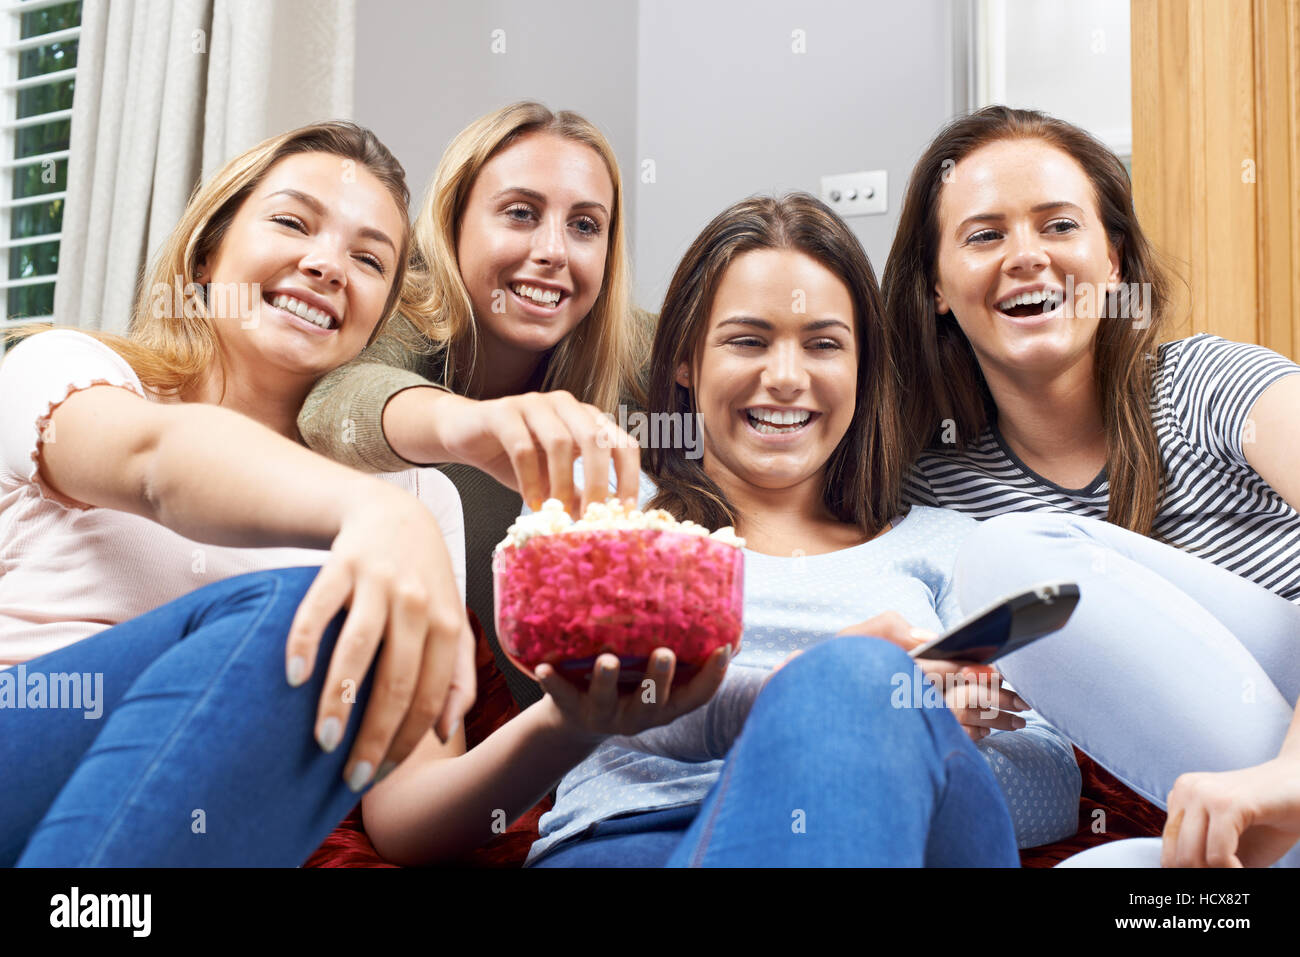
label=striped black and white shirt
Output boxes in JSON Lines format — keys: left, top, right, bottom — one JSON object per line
{"left": 904, "top": 335, "right": 1300, "bottom": 603}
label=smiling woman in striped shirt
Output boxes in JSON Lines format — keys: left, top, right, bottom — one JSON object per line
{"left": 883, "top": 105, "right": 1300, "bottom": 868}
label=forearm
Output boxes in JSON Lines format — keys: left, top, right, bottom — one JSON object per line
{"left": 147, "top": 402, "right": 398, "bottom": 548}
{"left": 298, "top": 313, "right": 447, "bottom": 473}
{"left": 361, "top": 697, "right": 604, "bottom": 865}
{"left": 380, "top": 385, "right": 470, "bottom": 466}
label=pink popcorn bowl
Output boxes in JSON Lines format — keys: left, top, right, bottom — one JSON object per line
{"left": 493, "top": 528, "right": 744, "bottom": 691}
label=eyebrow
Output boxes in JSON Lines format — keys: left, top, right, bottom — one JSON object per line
{"left": 264, "top": 188, "right": 397, "bottom": 252}
{"left": 491, "top": 186, "right": 609, "bottom": 217}
{"left": 717, "top": 316, "right": 853, "bottom": 334}
{"left": 954, "top": 201, "right": 1084, "bottom": 236}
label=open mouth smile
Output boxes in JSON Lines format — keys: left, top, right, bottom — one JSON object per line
{"left": 993, "top": 286, "right": 1064, "bottom": 321}
{"left": 265, "top": 292, "right": 339, "bottom": 331}
{"left": 742, "top": 406, "right": 818, "bottom": 436}
{"left": 509, "top": 281, "right": 568, "bottom": 311}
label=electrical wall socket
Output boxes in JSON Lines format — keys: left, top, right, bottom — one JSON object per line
{"left": 819, "top": 170, "right": 887, "bottom": 217}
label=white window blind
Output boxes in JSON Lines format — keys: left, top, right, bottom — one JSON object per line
{"left": 1, "top": 0, "right": 81, "bottom": 330}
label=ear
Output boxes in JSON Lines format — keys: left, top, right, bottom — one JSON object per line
{"left": 933, "top": 283, "right": 951, "bottom": 316}
{"left": 674, "top": 361, "right": 690, "bottom": 389}
{"left": 1106, "top": 240, "right": 1122, "bottom": 288}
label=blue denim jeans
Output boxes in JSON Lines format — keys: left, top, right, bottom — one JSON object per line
{"left": 0, "top": 566, "right": 373, "bottom": 867}
{"left": 955, "top": 512, "right": 1300, "bottom": 868}
{"left": 533, "top": 636, "right": 1021, "bottom": 867}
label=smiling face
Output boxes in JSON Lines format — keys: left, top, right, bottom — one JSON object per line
{"left": 678, "top": 247, "right": 858, "bottom": 498}
{"left": 933, "top": 137, "right": 1121, "bottom": 383}
{"left": 454, "top": 132, "right": 614, "bottom": 365}
{"left": 198, "top": 150, "right": 405, "bottom": 384}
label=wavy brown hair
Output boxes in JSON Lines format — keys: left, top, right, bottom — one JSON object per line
{"left": 645, "top": 193, "right": 904, "bottom": 537}
{"left": 882, "top": 106, "right": 1172, "bottom": 534}
{"left": 7, "top": 121, "right": 411, "bottom": 397}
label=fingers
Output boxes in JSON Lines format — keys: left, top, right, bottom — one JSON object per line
{"left": 836, "top": 611, "right": 916, "bottom": 645}
{"left": 285, "top": 562, "right": 352, "bottom": 688}
{"left": 522, "top": 402, "right": 580, "bottom": 517}
{"left": 367, "top": 596, "right": 459, "bottom": 780}
{"left": 434, "top": 618, "right": 478, "bottom": 743}
{"left": 551, "top": 398, "right": 614, "bottom": 517}
{"left": 668, "top": 645, "right": 731, "bottom": 716}
{"left": 315, "top": 575, "right": 389, "bottom": 773}
{"left": 1204, "top": 811, "right": 1245, "bottom": 868}
{"left": 339, "top": 580, "right": 431, "bottom": 790}
{"left": 538, "top": 647, "right": 730, "bottom": 738}
{"left": 494, "top": 408, "right": 547, "bottom": 511}
{"left": 1161, "top": 806, "right": 1185, "bottom": 868}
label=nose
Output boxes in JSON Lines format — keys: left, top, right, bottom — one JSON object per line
{"left": 1003, "top": 224, "right": 1049, "bottom": 274}
{"left": 761, "top": 339, "right": 809, "bottom": 397}
{"left": 531, "top": 214, "right": 568, "bottom": 269}
{"left": 299, "top": 237, "right": 347, "bottom": 288}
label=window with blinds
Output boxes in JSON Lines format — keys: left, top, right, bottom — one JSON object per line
{"left": 1, "top": 0, "right": 80, "bottom": 330}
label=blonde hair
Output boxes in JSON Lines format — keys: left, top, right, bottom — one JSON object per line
{"left": 402, "top": 101, "right": 636, "bottom": 413}
{"left": 8, "top": 121, "right": 411, "bottom": 396}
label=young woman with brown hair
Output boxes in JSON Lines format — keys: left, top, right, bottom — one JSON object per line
{"left": 358, "top": 193, "right": 1081, "bottom": 867}
{"left": 883, "top": 106, "right": 1300, "bottom": 867}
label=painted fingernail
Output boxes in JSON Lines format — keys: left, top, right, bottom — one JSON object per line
{"left": 1013, "top": 695, "right": 1030, "bottom": 710}
{"left": 317, "top": 716, "right": 342, "bottom": 753}
{"left": 654, "top": 652, "right": 671, "bottom": 671}
{"left": 374, "top": 760, "right": 398, "bottom": 785}
{"left": 447, "top": 717, "right": 462, "bottom": 741}
{"left": 347, "top": 761, "right": 374, "bottom": 792}
{"left": 287, "top": 656, "right": 308, "bottom": 687}
{"left": 909, "top": 628, "right": 938, "bottom": 642}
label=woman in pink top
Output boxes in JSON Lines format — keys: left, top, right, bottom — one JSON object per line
{"left": 0, "top": 122, "right": 477, "bottom": 866}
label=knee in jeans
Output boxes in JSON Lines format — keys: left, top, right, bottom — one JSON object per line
{"left": 765, "top": 635, "right": 916, "bottom": 704}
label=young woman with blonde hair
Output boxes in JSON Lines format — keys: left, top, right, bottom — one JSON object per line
{"left": 0, "top": 121, "right": 474, "bottom": 866}
{"left": 299, "top": 101, "right": 643, "bottom": 509}
{"left": 884, "top": 105, "right": 1300, "bottom": 867}
{"left": 298, "top": 102, "right": 646, "bottom": 706}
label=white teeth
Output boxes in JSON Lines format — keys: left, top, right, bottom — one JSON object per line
{"left": 272, "top": 294, "right": 334, "bottom": 329}
{"left": 996, "top": 289, "right": 1062, "bottom": 312}
{"left": 511, "top": 283, "right": 562, "bottom": 306}
{"left": 747, "top": 408, "right": 812, "bottom": 431}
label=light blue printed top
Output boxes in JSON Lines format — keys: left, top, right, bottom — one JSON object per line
{"left": 525, "top": 473, "right": 1081, "bottom": 863}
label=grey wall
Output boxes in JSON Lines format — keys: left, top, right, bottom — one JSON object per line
{"left": 635, "top": 0, "right": 955, "bottom": 308}
{"left": 354, "top": 0, "right": 638, "bottom": 224}
{"left": 355, "top": 0, "right": 956, "bottom": 311}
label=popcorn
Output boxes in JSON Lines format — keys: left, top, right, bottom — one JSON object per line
{"left": 493, "top": 498, "right": 745, "bottom": 682}
{"left": 499, "top": 497, "right": 746, "bottom": 550}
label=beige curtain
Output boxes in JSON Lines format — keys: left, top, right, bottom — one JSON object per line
{"left": 55, "top": 0, "right": 356, "bottom": 333}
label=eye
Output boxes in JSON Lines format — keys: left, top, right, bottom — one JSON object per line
{"left": 571, "top": 216, "right": 602, "bottom": 238}
{"left": 809, "top": 338, "right": 843, "bottom": 351}
{"left": 505, "top": 204, "right": 537, "bottom": 223}
{"left": 356, "top": 252, "right": 385, "bottom": 276}
{"left": 966, "top": 228, "right": 1001, "bottom": 245}
{"left": 1045, "top": 218, "right": 1080, "bottom": 234}
{"left": 726, "top": 336, "right": 764, "bottom": 349}
{"left": 272, "top": 214, "right": 307, "bottom": 233}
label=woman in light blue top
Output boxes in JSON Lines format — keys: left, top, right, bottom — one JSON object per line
{"left": 360, "top": 193, "right": 1080, "bottom": 866}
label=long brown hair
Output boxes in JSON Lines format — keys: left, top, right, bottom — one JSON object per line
{"left": 401, "top": 101, "right": 637, "bottom": 413}
{"left": 8, "top": 121, "right": 411, "bottom": 396}
{"left": 883, "top": 106, "right": 1172, "bottom": 534}
{"left": 645, "top": 193, "right": 904, "bottom": 537}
